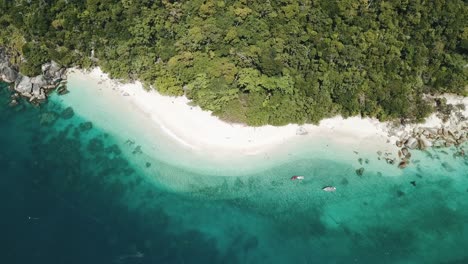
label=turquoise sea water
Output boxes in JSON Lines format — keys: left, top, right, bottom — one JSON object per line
{"left": 1, "top": 81, "right": 467, "bottom": 264}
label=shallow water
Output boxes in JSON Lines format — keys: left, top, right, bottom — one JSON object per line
{"left": 1, "top": 82, "right": 467, "bottom": 264}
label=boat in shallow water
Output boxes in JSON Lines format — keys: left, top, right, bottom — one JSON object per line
{"left": 291, "top": 175, "right": 305, "bottom": 180}
{"left": 322, "top": 186, "right": 336, "bottom": 192}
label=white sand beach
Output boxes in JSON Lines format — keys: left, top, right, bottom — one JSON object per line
{"left": 66, "top": 68, "right": 399, "bottom": 157}
{"left": 60, "top": 67, "right": 467, "bottom": 178}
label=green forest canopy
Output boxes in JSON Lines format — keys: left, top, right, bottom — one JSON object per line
{"left": 0, "top": 0, "right": 467, "bottom": 125}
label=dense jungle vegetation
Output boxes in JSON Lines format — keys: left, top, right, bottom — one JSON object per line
{"left": 0, "top": 0, "right": 467, "bottom": 125}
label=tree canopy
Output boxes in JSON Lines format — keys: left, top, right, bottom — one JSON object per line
{"left": 1, "top": 0, "right": 466, "bottom": 125}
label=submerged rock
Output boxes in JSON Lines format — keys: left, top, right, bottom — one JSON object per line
{"left": 441, "top": 162, "right": 455, "bottom": 172}
{"left": 57, "top": 85, "right": 69, "bottom": 95}
{"left": 87, "top": 138, "right": 105, "bottom": 152}
{"left": 60, "top": 107, "right": 74, "bottom": 119}
{"left": 396, "top": 190, "right": 405, "bottom": 197}
{"left": 105, "top": 144, "right": 122, "bottom": 155}
{"left": 356, "top": 167, "right": 365, "bottom": 176}
{"left": 39, "top": 112, "right": 59, "bottom": 126}
{"left": 8, "top": 99, "right": 18, "bottom": 107}
{"left": 132, "top": 145, "right": 142, "bottom": 154}
{"left": 79, "top": 121, "right": 93, "bottom": 131}
{"left": 398, "top": 160, "right": 409, "bottom": 169}
{"left": 340, "top": 178, "right": 349, "bottom": 185}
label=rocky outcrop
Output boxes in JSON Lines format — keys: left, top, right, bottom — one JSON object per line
{"left": 398, "top": 127, "right": 466, "bottom": 151}
{"left": 0, "top": 47, "right": 67, "bottom": 104}
{"left": 386, "top": 96, "right": 467, "bottom": 169}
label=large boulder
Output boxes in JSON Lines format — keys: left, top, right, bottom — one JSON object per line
{"left": 1, "top": 65, "right": 18, "bottom": 82}
{"left": 30, "top": 75, "right": 47, "bottom": 96}
{"left": 418, "top": 137, "right": 432, "bottom": 150}
{"left": 401, "top": 147, "right": 410, "bottom": 157}
{"left": 41, "top": 62, "right": 51, "bottom": 73}
{"left": 404, "top": 137, "right": 419, "bottom": 149}
{"left": 43, "top": 61, "right": 62, "bottom": 79}
{"left": 15, "top": 75, "right": 32, "bottom": 95}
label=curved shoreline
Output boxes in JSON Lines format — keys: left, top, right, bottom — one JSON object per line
{"left": 61, "top": 67, "right": 467, "bottom": 178}
{"left": 66, "top": 68, "right": 399, "bottom": 154}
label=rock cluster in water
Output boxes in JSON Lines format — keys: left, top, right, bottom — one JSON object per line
{"left": 0, "top": 48, "right": 68, "bottom": 105}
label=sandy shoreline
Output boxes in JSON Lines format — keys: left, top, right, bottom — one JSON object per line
{"left": 60, "top": 67, "right": 468, "bottom": 177}
{"left": 66, "top": 68, "right": 402, "bottom": 157}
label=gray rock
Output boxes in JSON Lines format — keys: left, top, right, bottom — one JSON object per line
{"left": 8, "top": 99, "right": 18, "bottom": 107}
{"left": 32, "top": 84, "right": 41, "bottom": 96}
{"left": 442, "top": 128, "right": 449, "bottom": 137}
{"left": 1, "top": 64, "right": 18, "bottom": 82}
{"left": 37, "top": 89, "right": 46, "bottom": 100}
{"left": 401, "top": 147, "right": 410, "bottom": 157}
{"left": 15, "top": 75, "right": 32, "bottom": 94}
{"left": 41, "top": 62, "right": 51, "bottom": 73}
{"left": 30, "top": 75, "right": 47, "bottom": 86}
{"left": 57, "top": 85, "right": 69, "bottom": 95}
{"left": 418, "top": 138, "right": 432, "bottom": 149}
{"left": 405, "top": 137, "right": 419, "bottom": 149}
{"left": 296, "top": 127, "right": 308, "bottom": 135}
{"left": 2, "top": 48, "right": 64, "bottom": 105}
{"left": 42, "top": 61, "right": 62, "bottom": 79}
{"left": 30, "top": 75, "right": 47, "bottom": 96}
{"left": 58, "top": 67, "right": 67, "bottom": 79}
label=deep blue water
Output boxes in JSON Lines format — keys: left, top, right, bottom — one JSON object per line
{"left": 1, "top": 82, "right": 468, "bottom": 264}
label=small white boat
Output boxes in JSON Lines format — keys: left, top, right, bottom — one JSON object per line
{"left": 322, "top": 186, "right": 336, "bottom": 192}
{"left": 291, "top": 175, "right": 305, "bottom": 180}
